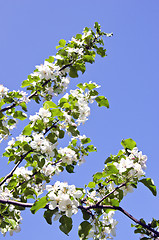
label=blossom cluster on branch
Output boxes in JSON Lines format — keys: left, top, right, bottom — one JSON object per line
{"left": 0, "top": 22, "right": 158, "bottom": 240}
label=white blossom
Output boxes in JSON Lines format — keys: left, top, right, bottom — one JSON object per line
{"left": 58, "top": 147, "right": 77, "bottom": 165}
{"left": 14, "top": 167, "right": 32, "bottom": 180}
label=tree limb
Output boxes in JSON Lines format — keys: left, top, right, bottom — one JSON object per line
{"left": 0, "top": 196, "right": 158, "bottom": 237}
{"left": 79, "top": 204, "right": 159, "bottom": 238}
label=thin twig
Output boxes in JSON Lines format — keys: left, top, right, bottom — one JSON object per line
{"left": 0, "top": 198, "right": 49, "bottom": 210}
{"left": 0, "top": 63, "right": 73, "bottom": 113}
{"left": 96, "top": 182, "right": 126, "bottom": 205}
{"left": 0, "top": 150, "right": 32, "bottom": 187}
{"left": 0, "top": 120, "right": 59, "bottom": 186}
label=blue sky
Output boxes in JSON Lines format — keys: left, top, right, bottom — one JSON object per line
{"left": 0, "top": 0, "right": 159, "bottom": 239}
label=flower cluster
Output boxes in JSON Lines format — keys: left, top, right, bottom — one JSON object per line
{"left": 46, "top": 181, "right": 83, "bottom": 217}
{"left": 58, "top": 147, "right": 77, "bottom": 165}
{"left": 61, "top": 82, "right": 100, "bottom": 128}
{"left": 30, "top": 132, "right": 57, "bottom": 157}
{"left": 41, "top": 161, "right": 62, "bottom": 177}
{"left": 0, "top": 207, "right": 22, "bottom": 237}
{"left": 30, "top": 60, "right": 70, "bottom": 96}
{"left": 14, "top": 167, "right": 32, "bottom": 180}
{"left": 87, "top": 211, "right": 118, "bottom": 239}
{"left": 114, "top": 147, "right": 147, "bottom": 182}
{"left": 29, "top": 107, "right": 51, "bottom": 127}
{"left": 70, "top": 89, "right": 91, "bottom": 125}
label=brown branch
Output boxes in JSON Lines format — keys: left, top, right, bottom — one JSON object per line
{"left": 0, "top": 196, "right": 158, "bottom": 238}
{"left": 0, "top": 198, "right": 49, "bottom": 210}
{"left": 78, "top": 204, "right": 159, "bottom": 238}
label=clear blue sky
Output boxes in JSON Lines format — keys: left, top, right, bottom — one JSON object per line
{"left": 0, "top": 0, "right": 159, "bottom": 239}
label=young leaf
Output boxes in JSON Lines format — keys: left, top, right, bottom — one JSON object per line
{"left": 31, "top": 196, "right": 48, "bottom": 214}
{"left": 43, "top": 101, "right": 57, "bottom": 109}
{"left": 13, "top": 111, "right": 27, "bottom": 120}
{"left": 22, "top": 124, "right": 32, "bottom": 135}
{"left": 121, "top": 138, "right": 136, "bottom": 150}
{"left": 95, "top": 96, "right": 109, "bottom": 108}
{"left": 59, "top": 39, "right": 66, "bottom": 47}
{"left": 139, "top": 178, "right": 157, "bottom": 196}
{"left": 45, "top": 56, "right": 54, "bottom": 63}
{"left": 87, "top": 182, "right": 96, "bottom": 188}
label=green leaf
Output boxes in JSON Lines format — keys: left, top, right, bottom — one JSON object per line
{"left": 85, "top": 145, "right": 97, "bottom": 152}
{"left": 67, "top": 126, "right": 79, "bottom": 137}
{"left": 22, "top": 124, "right": 32, "bottom": 135}
{"left": 13, "top": 111, "right": 27, "bottom": 120}
{"left": 6, "top": 219, "right": 17, "bottom": 229}
{"left": 77, "top": 83, "right": 86, "bottom": 91}
{"left": 94, "top": 22, "right": 101, "bottom": 31}
{"left": 47, "top": 132, "right": 57, "bottom": 144}
{"left": 20, "top": 102, "right": 27, "bottom": 112}
{"left": 59, "top": 215, "right": 72, "bottom": 235}
{"left": 83, "top": 55, "right": 95, "bottom": 63}
{"left": 0, "top": 99, "right": 5, "bottom": 108}
{"left": 69, "top": 66, "right": 78, "bottom": 78}
{"left": 66, "top": 165, "right": 74, "bottom": 173}
{"left": 121, "top": 138, "right": 136, "bottom": 150}
{"left": 59, "top": 39, "right": 66, "bottom": 47}
{"left": 43, "top": 101, "right": 57, "bottom": 109}
{"left": 59, "top": 130, "right": 65, "bottom": 139}
{"left": 87, "top": 182, "right": 96, "bottom": 188}
{"left": 43, "top": 209, "right": 58, "bottom": 225}
{"left": 51, "top": 108, "right": 63, "bottom": 117}
{"left": 139, "top": 178, "right": 157, "bottom": 196}
{"left": 21, "top": 80, "right": 31, "bottom": 88}
{"left": 8, "top": 119, "right": 16, "bottom": 126}
{"left": 81, "top": 137, "right": 91, "bottom": 144}
{"left": 105, "top": 163, "right": 119, "bottom": 175}
{"left": 76, "top": 34, "right": 82, "bottom": 40}
{"left": 96, "top": 47, "right": 106, "bottom": 57}
{"left": 78, "top": 221, "right": 92, "bottom": 240}
{"left": 31, "top": 196, "right": 48, "bottom": 214}
{"left": 45, "top": 56, "right": 54, "bottom": 63}
{"left": 105, "top": 157, "right": 113, "bottom": 164}
{"left": 93, "top": 172, "right": 105, "bottom": 180}
{"left": 95, "top": 96, "right": 109, "bottom": 108}
{"left": 89, "top": 90, "right": 98, "bottom": 96}
{"left": 81, "top": 210, "right": 90, "bottom": 220}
